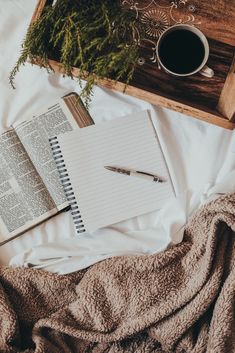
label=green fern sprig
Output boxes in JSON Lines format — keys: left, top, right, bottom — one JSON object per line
{"left": 9, "top": 0, "right": 142, "bottom": 106}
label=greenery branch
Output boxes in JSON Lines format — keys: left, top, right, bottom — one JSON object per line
{"left": 9, "top": 0, "right": 143, "bottom": 106}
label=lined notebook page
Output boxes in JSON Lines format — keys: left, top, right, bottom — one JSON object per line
{"left": 57, "top": 111, "right": 175, "bottom": 232}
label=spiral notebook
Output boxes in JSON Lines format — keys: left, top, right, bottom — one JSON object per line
{"left": 50, "top": 111, "right": 175, "bottom": 234}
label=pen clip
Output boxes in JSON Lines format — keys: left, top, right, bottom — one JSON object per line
{"left": 136, "top": 171, "right": 164, "bottom": 183}
{"left": 136, "top": 171, "right": 154, "bottom": 177}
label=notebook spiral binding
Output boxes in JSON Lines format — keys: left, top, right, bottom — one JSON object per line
{"left": 49, "top": 136, "right": 86, "bottom": 234}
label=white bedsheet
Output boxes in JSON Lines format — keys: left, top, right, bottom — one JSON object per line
{"left": 0, "top": 1, "right": 235, "bottom": 272}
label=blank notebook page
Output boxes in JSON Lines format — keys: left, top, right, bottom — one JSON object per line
{"left": 56, "top": 111, "right": 175, "bottom": 233}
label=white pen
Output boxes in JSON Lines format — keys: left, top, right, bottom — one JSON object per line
{"left": 104, "top": 166, "right": 165, "bottom": 183}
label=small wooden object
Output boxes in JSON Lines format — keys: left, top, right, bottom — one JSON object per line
{"left": 31, "top": 0, "right": 235, "bottom": 129}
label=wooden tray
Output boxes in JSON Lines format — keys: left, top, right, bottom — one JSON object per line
{"left": 31, "top": 0, "right": 235, "bottom": 129}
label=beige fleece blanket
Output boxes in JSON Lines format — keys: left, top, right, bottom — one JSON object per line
{"left": 0, "top": 193, "right": 235, "bottom": 353}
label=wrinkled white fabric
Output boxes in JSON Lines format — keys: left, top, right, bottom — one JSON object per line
{"left": 10, "top": 171, "right": 235, "bottom": 274}
{"left": 1, "top": 1, "right": 235, "bottom": 273}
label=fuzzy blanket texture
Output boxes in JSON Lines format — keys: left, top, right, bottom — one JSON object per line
{"left": 0, "top": 193, "right": 235, "bottom": 353}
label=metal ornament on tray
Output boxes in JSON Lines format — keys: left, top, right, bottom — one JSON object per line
{"left": 122, "top": 0, "right": 201, "bottom": 64}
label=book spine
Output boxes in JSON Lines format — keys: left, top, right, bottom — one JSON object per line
{"left": 49, "top": 137, "right": 86, "bottom": 234}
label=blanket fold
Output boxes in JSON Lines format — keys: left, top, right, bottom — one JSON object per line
{"left": 0, "top": 193, "right": 235, "bottom": 353}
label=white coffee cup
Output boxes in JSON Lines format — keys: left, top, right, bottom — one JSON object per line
{"left": 156, "top": 24, "right": 214, "bottom": 78}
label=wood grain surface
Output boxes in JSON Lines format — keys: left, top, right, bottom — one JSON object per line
{"left": 129, "top": 38, "right": 234, "bottom": 111}
{"left": 217, "top": 55, "right": 235, "bottom": 121}
{"left": 34, "top": 58, "right": 235, "bottom": 130}
{"left": 183, "top": 0, "right": 235, "bottom": 46}
{"left": 131, "top": 0, "right": 235, "bottom": 46}
{"left": 30, "top": 0, "right": 235, "bottom": 129}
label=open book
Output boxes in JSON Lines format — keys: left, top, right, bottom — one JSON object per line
{"left": 0, "top": 93, "right": 93, "bottom": 245}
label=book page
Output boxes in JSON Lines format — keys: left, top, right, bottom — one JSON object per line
{"left": 56, "top": 111, "right": 175, "bottom": 233}
{"left": 0, "top": 129, "right": 57, "bottom": 243}
{"left": 13, "top": 99, "right": 78, "bottom": 209}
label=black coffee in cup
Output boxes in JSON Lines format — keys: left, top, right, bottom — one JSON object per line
{"left": 158, "top": 29, "right": 205, "bottom": 75}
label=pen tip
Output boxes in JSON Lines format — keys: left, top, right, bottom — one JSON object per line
{"left": 104, "top": 166, "right": 116, "bottom": 172}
